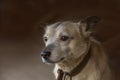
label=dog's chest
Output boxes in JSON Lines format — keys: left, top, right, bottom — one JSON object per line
{"left": 54, "top": 67, "right": 100, "bottom": 80}
{"left": 61, "top": 74, "right": 87, "bottom": 80}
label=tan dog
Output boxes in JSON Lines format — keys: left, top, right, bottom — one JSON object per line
{"left": 41, "top": 16, "right": 113, "bottom": 80}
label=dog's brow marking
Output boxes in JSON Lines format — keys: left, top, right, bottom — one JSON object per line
{"left": 54, "top": 22, "right": 62, "bottom": 28}
{"left": 48, "top": 22, "right": 62, "bottom": 28}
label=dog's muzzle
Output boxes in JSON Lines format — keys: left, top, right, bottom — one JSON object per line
{"left": 41, "top": 50, "right": 64, "bottom": 63}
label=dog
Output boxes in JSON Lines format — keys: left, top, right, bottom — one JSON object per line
{"left": 41, "top": 16, "right": 113, "bottom": 80}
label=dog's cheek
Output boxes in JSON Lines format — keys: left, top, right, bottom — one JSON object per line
{"left": 61, "top": 46, "right": 71, "bottom": 57}
{"left": 68, "top": 39, "right": 84, "bottom": 58}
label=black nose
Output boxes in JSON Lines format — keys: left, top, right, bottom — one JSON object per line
{"left": 41, "top": 51, "right": 51, "bottom": 59}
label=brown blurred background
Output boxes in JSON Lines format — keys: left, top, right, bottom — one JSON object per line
{"left": 0, "top": 0, "right": 120, "bottom": 80}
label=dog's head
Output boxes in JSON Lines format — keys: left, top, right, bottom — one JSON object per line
{"left": 41, "top": 16, "right": 100, "bottom": 64}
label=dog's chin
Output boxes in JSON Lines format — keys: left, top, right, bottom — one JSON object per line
{"left": 42, "top": 57, "right": 64, "bottom": 64}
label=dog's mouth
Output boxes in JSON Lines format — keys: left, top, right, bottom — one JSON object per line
{"left": 42, "top": 57, "right": 65, "bottom": 64}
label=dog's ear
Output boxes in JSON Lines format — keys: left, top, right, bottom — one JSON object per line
{"left": 78, "top": 16, "right": 100, "bottom": 37}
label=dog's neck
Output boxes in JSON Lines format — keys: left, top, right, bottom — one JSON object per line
{"left": 56, "top": 40, "right": 91, "bottom": 73}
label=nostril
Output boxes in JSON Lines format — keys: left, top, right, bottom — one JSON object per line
{"left": 41, "top": 51, "right": 51, "bottom": 58}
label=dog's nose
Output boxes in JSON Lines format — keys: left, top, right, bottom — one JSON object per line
{"left": 41, "top": 51, "right": 51, "bottom": 59}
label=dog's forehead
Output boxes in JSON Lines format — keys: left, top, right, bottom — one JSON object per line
{"left": 44, "top": 21, "right": 80, "bottom": 37}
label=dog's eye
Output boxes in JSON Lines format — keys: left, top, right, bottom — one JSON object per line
{"left": 44, "top": 37, "right": 48, "bottom": 42}
{"left": 60, "top": 36, "right": 69, "bottom": 41}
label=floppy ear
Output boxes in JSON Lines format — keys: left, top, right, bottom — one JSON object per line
{"left": 79, "top": 16, "right": 100, "bottom": 37}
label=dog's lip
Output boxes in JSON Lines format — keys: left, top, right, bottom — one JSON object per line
{"left": 42, "top": 57, "right": 65, "bottom": 64}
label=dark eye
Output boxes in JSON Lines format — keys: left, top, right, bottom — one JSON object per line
{"left": 60, "top": 36, "right": 69, "bottom": 41}
{"left": 44, "top": 37, "right": 48, "bottom": 42}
